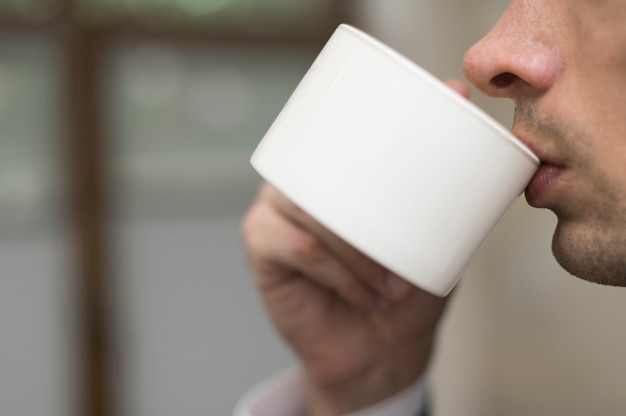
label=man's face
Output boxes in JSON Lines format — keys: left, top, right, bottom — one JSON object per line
{"left": 463, "top": 0, "right": 626, "bottom": 285}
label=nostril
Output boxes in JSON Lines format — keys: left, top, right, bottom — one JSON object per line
{"left": 491, "top": 72, "right": 517, "bottom": 88}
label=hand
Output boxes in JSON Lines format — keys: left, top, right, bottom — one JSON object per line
{"left": 241, "top": 80, "right": 468, "bottom": 415}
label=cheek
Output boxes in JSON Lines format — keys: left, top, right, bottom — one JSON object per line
{"left": 598, "top": 144, "right": 626, "bottom": 204}
{"left": 560, "top": 65, "right": 626, "bottom": 175}
{"left": 576, "top": 142, "right": 626, "bottom": 227}
{"left": 585, "top": 92, "right": 626, "bottom": 182}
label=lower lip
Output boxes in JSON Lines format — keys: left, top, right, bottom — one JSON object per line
{"left": 525, "top": 163, "right": 564, "bottom": 206}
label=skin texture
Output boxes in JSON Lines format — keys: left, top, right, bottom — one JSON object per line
{"left": 241, "top": 0, "right": 626, "bottom": 413}
{"left": 463, "top": 0, "right": 626, "bottom": 285}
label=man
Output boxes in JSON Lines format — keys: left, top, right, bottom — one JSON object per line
{"left": 236, "top": 0, "right": 626, "bottom": 414}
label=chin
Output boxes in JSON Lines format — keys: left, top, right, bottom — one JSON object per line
{"left": 551, "top": 221, "right": 626, "bottom": 287}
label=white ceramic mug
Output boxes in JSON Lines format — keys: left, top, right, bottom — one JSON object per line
{"left": 250, "top": 24, "right": 539, "bottom": 296}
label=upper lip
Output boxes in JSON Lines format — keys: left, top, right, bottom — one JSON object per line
{"left": 511, "top": 126, "right": 563, "bottom": 168}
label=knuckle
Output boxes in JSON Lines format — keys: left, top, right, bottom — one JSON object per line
{"left": 338, "top": 275, "right": 360, "bottom": 295}
{"left": 349, "top": 252, "right": 386, "bottom": 283}
{"left": 240, "top": 206, "right": 261, "bottom": 250}
{"left": 240, "top": 203, "right": 277, "bottom": 266}
{"left": 291, "top": 232, "right": 326, "bottom": 267}
{"left": 239, "top": 208, "right": 282, "bottom": 281}
{"left": 337, "top": 275, "right": 367, "bottom": 302}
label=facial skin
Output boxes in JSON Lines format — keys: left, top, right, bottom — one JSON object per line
{"left": 463, "top": 0, "right": 626, "bottom": 286}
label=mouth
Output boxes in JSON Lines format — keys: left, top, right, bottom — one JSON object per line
{"left": 525, "top": 163, "right": 565, "bottom": 207}
{"left": 512, "top": 129, "right": 566, "bottom": 207}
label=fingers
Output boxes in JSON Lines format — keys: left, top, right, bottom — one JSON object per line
{"left": 259, "top": 184, "right": 414, "bottom": 303}
{"left": 242, "top": 186, "right": 384, "bottom": 309}
{"left": 445, "top": 78, "right": 470, "bottom": 98}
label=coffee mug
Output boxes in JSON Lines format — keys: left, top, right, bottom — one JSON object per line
{"left": 250, "top": 24, "right": 539, "bottom": 296}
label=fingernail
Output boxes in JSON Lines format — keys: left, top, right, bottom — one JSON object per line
{"left": 386, "top": 273, "right": 412, "bottom": 299}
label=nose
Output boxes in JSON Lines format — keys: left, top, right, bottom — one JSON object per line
{"left": 462, "top": 1, "right": 562, "bottom": 100}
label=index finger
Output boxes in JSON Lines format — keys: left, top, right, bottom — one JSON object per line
{"left": 261, "top": 184, "right": 413, "bottom": 302}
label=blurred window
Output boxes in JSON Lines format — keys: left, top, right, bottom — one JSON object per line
{"left": 0, "top": 38, "right": 64, "bottom": 233}
{"left": 0, "top": 0, "right": 54, "bottom": 20}
{"left": 74, "top": 0, "right": 334, "bottom": 36}
{"left": 0, "top": 0, "right": 350, "bottom": 415}
{"left": 0, "top": 36, "right": 74, "bottom": 416}
{"left": 104, "top": 42, "right": 315, "bottom": 218}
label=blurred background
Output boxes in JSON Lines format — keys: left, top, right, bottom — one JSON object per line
{"left": 2, "top": 0, "right": 626, "bottom": 415}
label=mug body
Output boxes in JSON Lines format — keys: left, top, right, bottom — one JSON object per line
{"left": 251, "top": 24, "right": 539, "bottom": 296}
